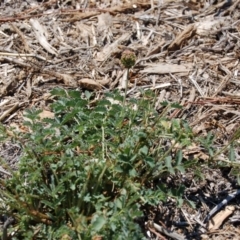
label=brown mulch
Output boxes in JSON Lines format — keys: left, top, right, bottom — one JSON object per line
{"left": 0, "top": 0, "right": 240, "bottom": 239}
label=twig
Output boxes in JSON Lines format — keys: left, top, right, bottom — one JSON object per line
{"left": 189, "top": 70, "right": 204, "bottom": 96}
{"left": 0, "top": 103, "right": 19, "bottom": 122}
{"left": 0, "top": 52, "right": 49, "bottom": 62}
{"left": 2, "top": 216, "right": 14, "bottom": 240}
{"left": 170, "top": 73, "right": 182, "bottom": 98}
{"left": 0, "top": 167, "right": 12, "bottom": 177}
{"left": 148, "top": 226, "right": 167, "bottom": 240}
{"left": 147, "top": 221, "right": 186, "bottom": 240}
{"left": 204, "top": 189, "right": 240, "bottom": 223}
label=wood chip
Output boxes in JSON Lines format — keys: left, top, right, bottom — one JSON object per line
{"left": 78, "top": 78, "right": 102, "bottom": 90}
{"left": 207, "top": 206, "right": 235, "bottom": 231}
{"left": 141, "top": 63, "right": 193, "bottom": 74}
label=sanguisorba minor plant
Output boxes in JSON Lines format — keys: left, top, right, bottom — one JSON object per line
{"left": 0, "top": 89, "right": 195, "bottom": 239}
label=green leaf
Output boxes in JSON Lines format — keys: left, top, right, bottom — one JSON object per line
{"left": 177, "top": 197, "right": 183, "bottom": 207}
{"left": 229, "top": 144, "right": 235, "bottom": 162}
{"left": 91, "top": 215, "right": 106, "bottom": 232}
{"left": 176, "top": 150, "right": 183, "bottom": 166}
{"left": 175, "top": 165, "right": 185, "bottom": 173}
{"left": 129, "top": 168, "right": 137, "bottom": 177}
{"left": 160, "top": 101, "right": 169, "bottom": 107}
{"left": 50, "top": 87, "right": 67, "bottom": 97}
{"left": 69, "top": 90, "right": 81, "bottom": 99}
{"left": 139, "top": 146, "right": 148, "bottom": 155}
{"left": 170, "top": 102, "right": 182, "bottom": 109}
{"left": 145, "top": 157, "right": 155, "bottom": 168}
{"left": 115, "top": 198, "right": 122, "bottom": 209}
{"left": 41, "top": 199, "right": 57, "bottom": 209}
{"left": 94, "top": 105, "right": 108, "bottom": 114}
{"left": 85, "top": 90, "right": 92, "bottom": 100}
{"left": 97, "top": 99, "right": 112, "bottom": 107}
{"left": 165, "top": 156, "right": 175, "bottom": 175}
{"left": 70, "top": 183, "right": 76, "bottom": 191}
{"left": 186, "top": 199, "right": 196, "bottom": 209}
{"left": 84, "top": 194, "right": 91, "bottom": 202}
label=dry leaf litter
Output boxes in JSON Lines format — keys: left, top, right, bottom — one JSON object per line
{"left": 0, "top": 0, "right": 240, "bottom": 239}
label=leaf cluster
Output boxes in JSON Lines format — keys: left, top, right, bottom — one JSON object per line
{"left": 0, "top": 89, "right": 200, "bottom": 239}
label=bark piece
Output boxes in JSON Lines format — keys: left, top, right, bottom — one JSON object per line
{"left": 168, "top": 24, "right": 196, "bottom": 52}
{"left": 207, "top": 206, "right": 235, "bottom": 231}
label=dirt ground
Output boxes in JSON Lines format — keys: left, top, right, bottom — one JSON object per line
{"left": 0, "top": 0, "right": 240, "bottom": 239}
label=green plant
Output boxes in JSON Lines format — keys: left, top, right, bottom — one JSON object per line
{"left": 0, "top": 89, "right": 198, "bottom": 239}
{"left": 120, "top": 49, "right": 136, "bottom": 105}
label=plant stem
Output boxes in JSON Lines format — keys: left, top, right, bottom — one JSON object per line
{"left": 124, "top": 68, "right": 129, "bottom": 106}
